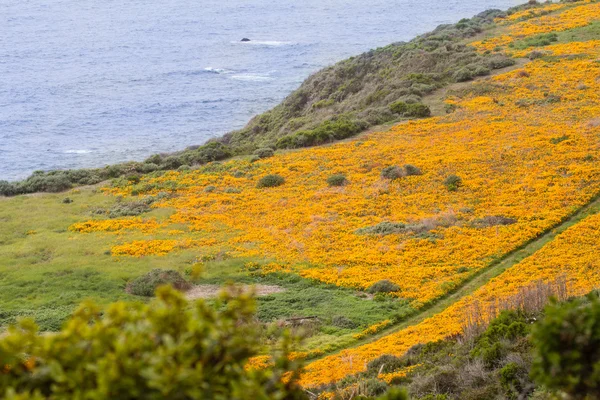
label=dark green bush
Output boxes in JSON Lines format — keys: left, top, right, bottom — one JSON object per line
{"left": 256, "top": 174, "right": 285, "bottom": 188}
{"left": 531, "top": 295, "right": 600, "bottom": 399}
{"left": 368, "top": 280, "right": 401, "bottom": 294}
{"left": 276, "top": 117, "right": 367, "bottom": 149}
{"left": 404, "top": 164, "right": 422, "bottom": 176}
{"left": 0, "top": 287, "right": 306, "bottom": 399}
{"left": 390, "top": 102, "right": 431, "bottom": 118}
{"left": 381, "top": 166, "right": 404, "bottom": 180}
{"left": 254, "top": 148, "right": 275, "bottom": 159}
{"left": 0, "top": 181, "right": 17, "bottom": 196}
{"left": 444, "top": 175, "right": 462, "bottom": 191}
{"left": 126, "top": 269, "right": 192, "bottom": 297}
{"left": 327, "top": 174, "right": 348, "bottom": 187}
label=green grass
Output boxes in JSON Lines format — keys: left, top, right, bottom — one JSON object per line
{"left": 558, "top": 21, "right": 600, "bottom": 43}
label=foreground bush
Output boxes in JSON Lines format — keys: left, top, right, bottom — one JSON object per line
{"left": 126, "top": 269, "right": 191, "bottom": 297}
{"left": 531, "top": 294, "right": 600, "bottom": 399}
{"left": 0, "top": 287, "right": 306, "bottom": 399}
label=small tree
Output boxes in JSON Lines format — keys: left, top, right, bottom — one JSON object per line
{"left": 0, "top": 286, "right": 306, "bottom": 399}
{"left": 531, "top": 295, "right": 600, "bottom": 399}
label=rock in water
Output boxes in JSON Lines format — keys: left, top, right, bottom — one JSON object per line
{"left": 241, "top": 38, "right": 251, "bottom": 42}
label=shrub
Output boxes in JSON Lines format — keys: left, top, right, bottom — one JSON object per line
{"left": 531, "top": 295, "right": 600, "bottom": 399}
{"left": 331, "top": 315, "right": 358, "bottom": 329}
{"left": 381, "top": 166, "right": 404, "bottom": 180}
{"left": 256, "top": 174, "right": 285, "bottom": 188}
{"left": 0, "top": 287, "right": 306, "bottom": 399}
{"left": 444, "top": 174, "right": 462, "bottom": 191}
{"left": 62, "top": 197, "right": 73, "bottom": 204}
{"left": 254, "top": 148, "right": 275, "bottom": 159}
{"left": 126, "top": 269, "right": 192, "bottom": 297}
{"left": 356, "top": 222, "right": 406, "bottom": 236}
{"left": 368, "top": 280, "right": 401, "bottom": 294}
{"left": 367, "top": 354, "right": 407, "bottom": 374}
{"left": 327, "top": 174, "right": 348, "bottom": 187}
{"left": 0, "top": 181, "right": 17, "bottom": 196}
{"left": 106, "top": 198, "right": 153, "bottom": 218}
{"left": 204, "top": 185, "right": 217, "bottom": 193}
{"left": 390, "top": 101, "right": 431, "bottom": 118}
{"left": 404, "top": 164, "right": 422, "bottom": 176}
{"left": 473, "top": 215, "right": 517, "bottom": 228}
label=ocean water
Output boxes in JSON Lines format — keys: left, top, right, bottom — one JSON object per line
{"left": 0, "top": 0, "right": 521, "bottom": 181}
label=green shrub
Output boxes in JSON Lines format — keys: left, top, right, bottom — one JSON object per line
{"left": 404, "top": 164, "right": 422, "bottom": 176}
{"left": 356, "top": 222, "right": 406, "bottom": 236}
{"left": 257, "top": 174, "right": 285, "bottom": 188}
{"left": 204, "top": 185, "right": 216, "bottom": 193}
{"left": 444, "top": 175, "right": 462, "bottom": 191}
{"left": 390, "top": 102, "right": 431, "bottom": 118}
{"left": 126, "top": 269, "right": 192, "bottom": 297}
{"left": 254, "top": 148, "right": 275, "bottom": 159}
{"left": 275, "top": 117, "right": 367, "bottom": 149}
{"left": 0, "top": 181, "right": 17, "bottom": 196}
{"left": 368, "top": 280, "right": 401, "bottom": 294}
{"left": 367, "top": 354, "right": 407, "bottom": 374}
{"left": 331, "top": 315, "right": 358, "bottom": 329}
{"left": 0, "top": 287, "right": 306, "bottom": 399}
{"left": 381, "top": 166, "right": 404, "bottom": 180}
{"left": 531, "top": 295, "right": 600, "bottom": 399}
{"left": 327, "top": 174, "right": 348, "bottom": 187}
{"left": 363, "top": 378, "right": 389, "bottom": 396}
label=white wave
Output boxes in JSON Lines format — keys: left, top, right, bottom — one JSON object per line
{"left": 203, "top": 67, "right": 234, "bottom": 74}
{"left": 64, "top": 149, "right": 93, "bottom": 154}
{"left": 230, "top": 74, "right": 273, "bottom": 82}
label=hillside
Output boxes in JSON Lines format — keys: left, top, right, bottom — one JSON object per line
{"left": 1, "top": 0, "right": 600, "bottom": 398}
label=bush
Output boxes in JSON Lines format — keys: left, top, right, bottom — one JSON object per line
{"left": 0, "top": 287, "right": 306, "bottom": 399}
{"left": 367, "top": 354, "right": 407, "bottom": 374}
{"left": 331, "top": 315, "right": 358, "bottom": 329}
{"left": 368, "top": 280, "right": 401, "bottom": 294}
{"left": 390, "top": 101, "right": 431, "bottom": 118}
{"left": 126, "top": 269, "right": 192, "bottom": 297}
{"left": 327, "top": 174, "right": 348, "bottom": 187}
{"left": 0, "top": 181, "right": 17, "bottom": 196}
{"left": 404, "top": 164, "right": 422, "bottom": 176}
{"left": 275, "top": 117, "right": 367, "bottom": 149}
{"left": 254, "top": 148, "right": 275, "bottom": 159}
{"left": 356, "top": 222, "right": 406, "bottom": 236}
{"left": 531, "top": 295, "right": 600, "bottom": 399}
{"left": 444, "top": 174, "right": 462, "bottom": 191}
{"left": 381, "top": 166, "right": 404, "bottom": 180}
{"left": 256, "top": 174, "right": 285, "bottom": 188}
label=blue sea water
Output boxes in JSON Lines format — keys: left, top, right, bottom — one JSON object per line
{"left": 0, "top": 0, "right": 521, "bottom": 181}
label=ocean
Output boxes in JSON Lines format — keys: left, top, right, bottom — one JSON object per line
{"left": 0, "top": 0, "right": 521, "bottom": 181}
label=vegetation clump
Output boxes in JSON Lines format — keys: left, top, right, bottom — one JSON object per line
{"left": 254, "top": 147, "right": 275, "bottom": 159}
{"left": 356, "top": 222, "right": 406, "bottom": 236}
{"left": 403, "top": 164, "right": 422, "bottom": 176}
{"left": 0, "top": 287, "right": 306, "bottom": 399}
{"left": 389, "top": 102, "right": 431, "bottom": 118}
{"left": 256, "top": 174, "right": 285, "bottom": 188}
{"left": 381, "top": 166, "right": 404, "bottom": 180}
{"left": 368, "top": 280, "right": 401, "bottom": 294}
{"left": 444, "top": 175, "right": 462, "bottom": 191}
{"left": 126, "top": 269, "right": 192, "bottom": 297}
{"left": 327, "top": 174, "right": 348, "bottom": 187}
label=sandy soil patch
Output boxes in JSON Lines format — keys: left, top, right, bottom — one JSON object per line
{"left": 185, "top": 284, "right": 285, "bottom": 300}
